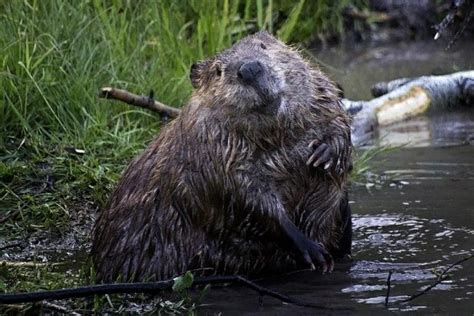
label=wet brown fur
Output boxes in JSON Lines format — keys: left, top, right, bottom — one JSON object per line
{"left": 92, "top": 31, "right": 352, "bottom": 282}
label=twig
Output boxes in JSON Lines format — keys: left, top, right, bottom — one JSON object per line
{"left": 0, "top": 275, "right": 340, "bottom": 310}
{"left": 434, "top": 0, "right": 465, "bottom": 40}
{"left": 401, "top": 254, "right": 473, "bottom": 303}
{"left": 384, "top": 270, "right": 393, "bottom": 307}
{"left": 205, "top": 275, "right": 330, "bottom": 309}
{"left": 446, "top": 1, "right": 474, "bottom": 50}
{"left": 98, "top": 87, "right": 181, "bottom": 118}
{"left": 0, "top": 261, "right": 64, "bottom": 268}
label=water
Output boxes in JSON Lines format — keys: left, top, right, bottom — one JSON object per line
{"left": 200, "top": 41, "right": 474, "bottom": 314}
{"left": 315, "top": 40, "right": 474, "bottom": 101}
{"left": 200, "top": 146, "right": 474, "bottom": 314}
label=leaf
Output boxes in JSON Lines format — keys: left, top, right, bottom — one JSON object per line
{"left": 172, "top": 271, "right": 194, "bottom": 292}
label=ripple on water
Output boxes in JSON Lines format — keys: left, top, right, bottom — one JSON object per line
{"left": 344, "top": 213, "right": 474, "bottom": 308}
{"left": 352, "top": 213, "right": 474, "bottom": 262}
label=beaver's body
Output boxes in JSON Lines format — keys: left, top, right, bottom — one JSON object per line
{"left": 92, "top": 31, "right": 352, "bottom": 282}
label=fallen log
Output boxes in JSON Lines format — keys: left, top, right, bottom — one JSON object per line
{"left": 343, "top": 71, "right": 474, "bottom": 145}
{"left": 98, "top": 71, "right": 474, "bottom": 146}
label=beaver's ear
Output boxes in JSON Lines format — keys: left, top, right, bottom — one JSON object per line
{"left": 190, "top": 60, "right": 209, "bottom": 89}
{"left": 189, "top": 63, "right": 201, "bottom": 88}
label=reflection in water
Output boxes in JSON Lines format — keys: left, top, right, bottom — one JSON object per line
{"left": 377, "top": 110, "right": 474, "bottom": 147}
{"left": 348, "top": 212, "right": 473, "bottom": 311}
{"left": 353, "top": 213, "right": 473, "bottom": 261}
{"left": 379, "top": 116, "right": 431, "bottom": 147}
{"left": 346, "top": 144, "right": 474, "bottom": 313}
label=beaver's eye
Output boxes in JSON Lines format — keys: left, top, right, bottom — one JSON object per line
{"left": 216, "top": 64, "right": 222, "bottom": 77}
{"left": 260, "top": 43, "right": 267, "bottom": 49}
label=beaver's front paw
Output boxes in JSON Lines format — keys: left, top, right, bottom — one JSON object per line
{"left": 307, "top": 140, "right": 336, "bottom": 171}
{"left": 299, "top": 238, "right": 334, "bottom": 273}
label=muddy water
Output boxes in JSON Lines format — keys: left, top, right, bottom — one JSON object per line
{"left": 200, "top": 42, "right": 474, "bottom": 314}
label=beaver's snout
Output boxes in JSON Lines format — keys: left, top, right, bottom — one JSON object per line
{"left": 238, "top": 60, "right": 264, "bottom": 84}
{"left": 236, "top": 59, "right": 279, "bottom": 107}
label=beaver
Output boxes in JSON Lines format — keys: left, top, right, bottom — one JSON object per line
{"left": 91, "top": 31, "right": 352, "bottom": 282}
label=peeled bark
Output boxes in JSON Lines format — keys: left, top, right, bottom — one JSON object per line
{"left": 343, "top": 71, "right": 474, "bottom": 145}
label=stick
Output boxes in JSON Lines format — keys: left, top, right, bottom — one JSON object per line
{"left": 0, "top": 261, "right": 63, "bottom": 268}
{"left": 384, "top": 271, "right": 392, "bottom": 307}
{"left": 401, "top": 254, "right": 473, "bottom": 303}
{"left": 446, "top": 1, "right": 474, "bottom": 50}
{"left": 99, "top": 87, "right": 181, "bottom": 118}
{"left": 434, "top": 0, "right": 466, "bottom": 40}
{"left": 0, "top": 275, "right": 339, "bottom": 310}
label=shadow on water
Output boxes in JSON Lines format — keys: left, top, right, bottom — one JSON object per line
{"left": 201, "top": 41, "right": 474, "bottom": 314}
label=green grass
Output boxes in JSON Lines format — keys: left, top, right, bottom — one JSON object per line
{"left": 0, "top": 262, "right": 201, "bottom": 314}
{"left": 0, "top": 0, "right": 367, "bottom": 238}
{"left": 0, "top": 0, "right": 371, "bottom": 311}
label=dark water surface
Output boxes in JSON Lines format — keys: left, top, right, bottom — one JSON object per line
{"left": 201, "top": 146, "right": 474, "bottom": 315}
{"left": 201, "top": 41, "right": 474, "bottom": 314}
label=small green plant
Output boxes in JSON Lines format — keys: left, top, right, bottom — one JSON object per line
{"left": 350, "top": 145, "right": 398, "bottom": 185}
{"left": 154, "top": 271, "right": 200, "bottom": 314}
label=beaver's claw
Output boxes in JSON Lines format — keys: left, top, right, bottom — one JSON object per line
{"left": 307, "top": 140, "right": 336, "bottom": 171}
{"left": 299, "top": 239, "right": 334, "bottom": 273}
{"left": 282, "top": 217, "right": 334, "bottom": 273}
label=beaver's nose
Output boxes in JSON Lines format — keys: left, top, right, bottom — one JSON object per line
{"left": 238, "top": 61, "right": 264, "bottom": 84}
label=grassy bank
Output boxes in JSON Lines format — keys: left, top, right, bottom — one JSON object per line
{"left": 1, "top": 0, "right": 368, "bottom": 312}
{"left": 0, "top": 0, "right": 367, "bottom": 238}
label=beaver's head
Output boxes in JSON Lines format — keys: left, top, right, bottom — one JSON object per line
{"left": 189, "top": 31, "right": 326, "bottom": 120}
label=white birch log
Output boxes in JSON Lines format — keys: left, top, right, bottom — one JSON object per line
{"left": 343, "top": 71, "right": 474, "bottom": 146}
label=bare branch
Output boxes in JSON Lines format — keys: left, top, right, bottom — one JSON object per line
{"left": 0, "top": 275, "right": 343, "bottom": 310}
{"left": 99, "top": 87, "right": 181, "bottom": 118}
{"left": 0, "top": 261, "right": 63, "bottom": 268}
{"left": 401, "top": 254, "right": 473, "bottom": 303}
